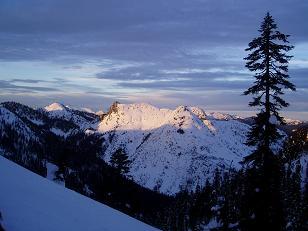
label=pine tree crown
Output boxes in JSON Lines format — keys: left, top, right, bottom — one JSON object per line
{"left": 244, "top": 12, "right": 295, "bottom": 124}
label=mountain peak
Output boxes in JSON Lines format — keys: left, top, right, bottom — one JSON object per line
{"left": 45, "top": 102, "right": 66, "bottom": 112}
{"left": 96, "top": 102, "right": 253, "bottom": 194}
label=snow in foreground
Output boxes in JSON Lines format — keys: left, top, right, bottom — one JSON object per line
{"left": 0, "top": 156, "right": 158, "bottom": 231}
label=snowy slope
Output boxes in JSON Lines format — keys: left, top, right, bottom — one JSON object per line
{"left": 0, "top": 103, "right": 42, "bottom": 164}
{"left": 0, "top": 106, "right": 38, "bottom": 143}
{"left": 97, "top": 103, "right": 252, "bottom": 194}
{"left": 0, "top": 156, "right": 158, "bottom": 231}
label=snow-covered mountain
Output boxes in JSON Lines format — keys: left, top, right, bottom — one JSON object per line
{"left": 97, "top": 103, "right": 252, "bottom": 194}
{"left": 0, "top": 155, "right": 158, "bottom": 231}
{"left": 0, "top": 101, "right": 79, "bottom": 137}
{"left": 1, "top": 101, "right": 304, "bottom": 195}
{"left": 44, "top": 102, "right": 99, "bottom": 130}
{"left": 0, "top": 102, "right": 101, "bottom": 177}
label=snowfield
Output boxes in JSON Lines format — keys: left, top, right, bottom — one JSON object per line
{"left": 0, "top": 156, "right": 159, "bottom": 231}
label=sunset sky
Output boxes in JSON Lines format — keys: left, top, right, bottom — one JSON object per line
{"left": 0, "top": 0, "right": 307, "bottom": 119}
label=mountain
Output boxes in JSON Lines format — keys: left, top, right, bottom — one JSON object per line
{"left": 1, "top": 101, "right": 306, "bottom": 230}
{"left": 98, "top": 102, "right": 253, "bottom": 194}
{"left": 1, "top": 101, "right": 304, "bottom": 195}
{"left": 0, "top": 101, "right": 83, "bottom": 175}
{"left": 0, "top": 155, "right": 158, "bottom": 231}
{"left": 0, "top": 101, "right": 81, "bottom": 138}
{"left": 44, "top": 102, "right": 99, "bottom": 131}
{"left": 0, "top": 101, "right": 99, "bottom": 155}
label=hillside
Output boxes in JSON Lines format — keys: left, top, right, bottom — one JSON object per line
{"left": 0, "top": 155, "right": 158, "bottom": 231}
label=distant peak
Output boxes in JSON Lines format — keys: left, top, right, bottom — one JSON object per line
{"left": 44, "top": 102, "right": 66, "bottom": 112}
{"left": 174, "top": 105, "right": 188, "bottom": 112}
{"left": 107, "top": 101, "right": 121, "bottom": 114}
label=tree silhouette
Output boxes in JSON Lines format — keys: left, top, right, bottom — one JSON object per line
{"left": 0, "top": 211, "right": 5, "bottom": 231}
{"left": 244, "top": 12, "right": 295, "bottom": 162}
{"left": 242, "top": 12, "right": 295, "bottom": 230}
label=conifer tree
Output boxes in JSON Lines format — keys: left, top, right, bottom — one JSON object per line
{"left": 110, "top": 148, "right": 131, "bottom": 175}
{"left": 244, "top": 12, "right": 295, "bottom": 162}
{"left": 242, "top": 12, "right": 295, "bottom": 230}
{"left": 301, "top": 164, "right": 308, "bottom": 230}
{"left": 281, "top": 126, "right": 307, "bottom": 164}
{"left": 0, "top": 211, "right": 5, "bottom": 231}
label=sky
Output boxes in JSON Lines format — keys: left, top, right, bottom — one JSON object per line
{"left": 0, "top": 0, "right": 307, "bottom": 120}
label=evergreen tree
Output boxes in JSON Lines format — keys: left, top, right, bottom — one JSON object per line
{"left": 281, "top": 160, "right": 303, "bottom": 230}
{"left": 189, "top": 180, "right": 214, "bottom": 229}
{"left": 279, "top": 126, "right": 307, "bottom": 230}
{"left": 281, "top": 126, "right": 307, "bottom": 164}
{"left": 0, "top": 211, "right": 5, "bottom": 231}
{"left": 242, "top": 12, "right": 295, "bottom": 230}
{"left": 299, "top": 163, "right": 308, "bottom": 230}
{"left": 171, "top": 189, "right": 191, "bottom": 231}
{"left": 243, "top": 12, "right": 295, "bottom": 161}
{"left": 218, "top": 170, "right": 241, "bottom": 230}
{"left": 110, "top": 148, "right": 131, "bottom": 175}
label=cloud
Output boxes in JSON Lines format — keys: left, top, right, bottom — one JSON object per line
{"left": 10, "top": 79, "right": 46, "bottom": 83}
{"left": 289, "top": 68, "right": 308, "bottom": 88}
{"left": 0, "top": 0, "right": 307, "bottom": 60}
{"left": 0, "top": 80, "right": 58, "bottom": 93}
{"left": 0, "top": 0, "right": 307, "bottom": 119}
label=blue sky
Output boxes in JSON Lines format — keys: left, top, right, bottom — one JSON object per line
{"left": 0, "top": 0, "right": 307, "bottom": 119}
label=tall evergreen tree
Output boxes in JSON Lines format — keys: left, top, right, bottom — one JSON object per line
{"left": 242, "top": 12, "right": 295, "bottom": 230}
{"left": 244, "top": 12, "right": 295, "bottom": 159}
